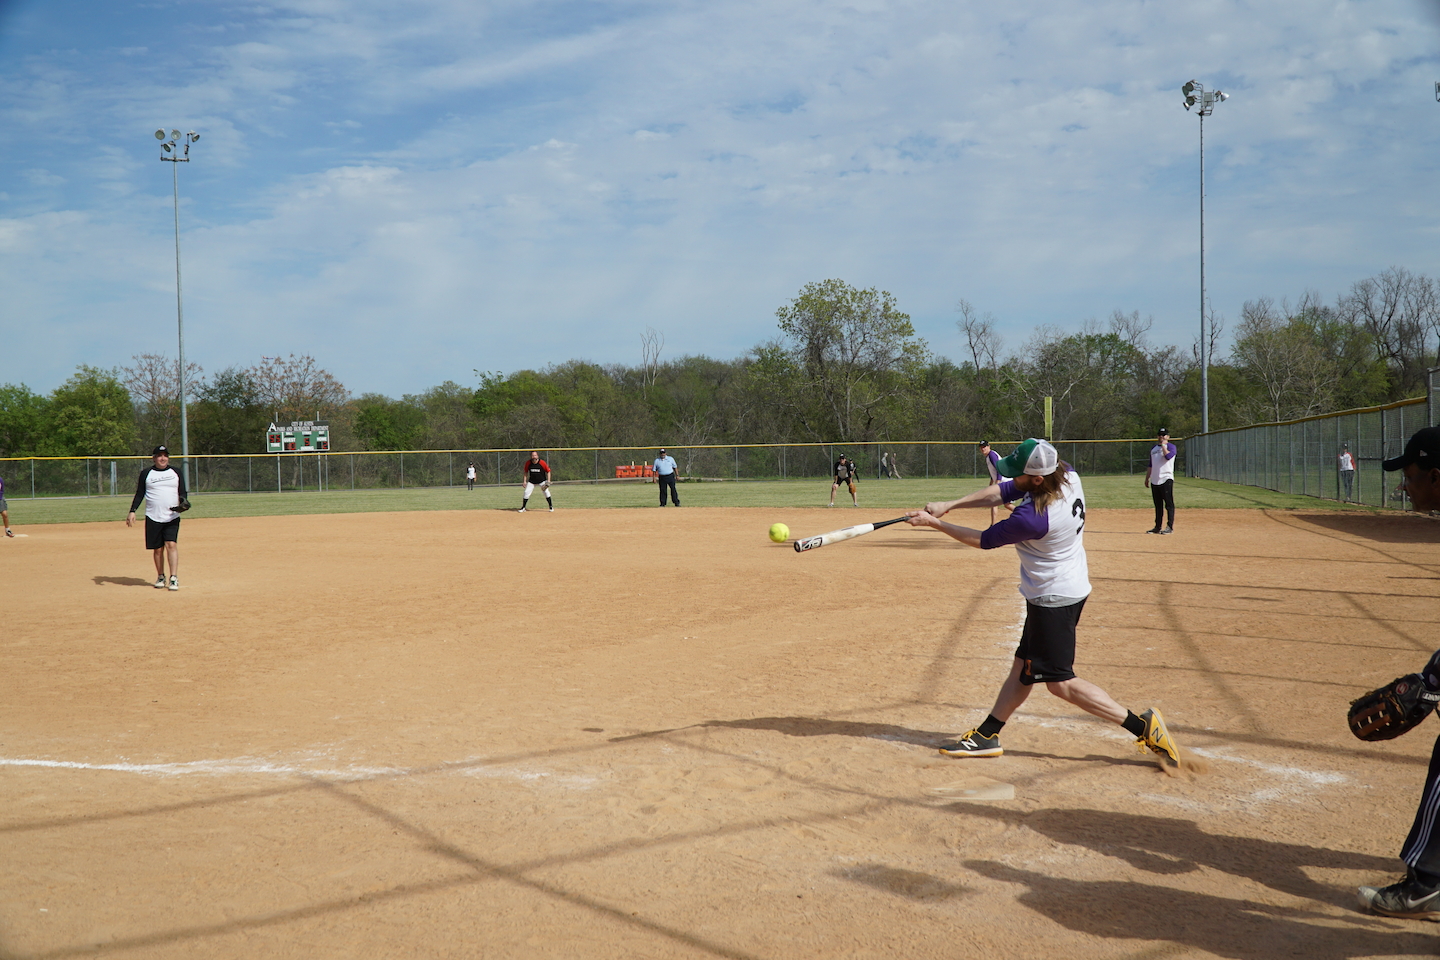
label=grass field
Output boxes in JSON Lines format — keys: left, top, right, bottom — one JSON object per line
{"left": 2, "top": 475, "right": 1382, "bottom": 525}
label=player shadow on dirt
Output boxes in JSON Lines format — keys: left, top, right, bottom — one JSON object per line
{"left": 1293, "top": 512, "right": 1440, "bottom": 545}
{"left": 962, "top": 859, "right": 1428, "bottom": 960}
{"left": 949, "top": 806, "right": 1395, "bottom": 904}
{"left": 92, "top": 575, "right": 157, "bottom": 587}
{"left": 685, "top": 718, "right": 1152, "bottom": 769}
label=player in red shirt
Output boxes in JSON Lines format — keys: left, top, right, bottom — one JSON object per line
{"left": 520, "top": 451, "right": 553, "bottom": 512}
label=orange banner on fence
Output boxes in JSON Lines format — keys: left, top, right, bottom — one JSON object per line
{"left": 614, "top": 464, "right": 655, "bottom": 479}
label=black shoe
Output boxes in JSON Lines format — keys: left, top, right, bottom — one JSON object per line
{"left": 1358, "top": 875, "right": 1440, "bottom": 920}
{"left": 1160, "top": 527, "right": 1173, "bottom": 535}
{"left": 1146, "top": 527, "right": 1160, "bottom": 534}
{"left": 937, "top": 730, "right": 1002, "bottom": 758}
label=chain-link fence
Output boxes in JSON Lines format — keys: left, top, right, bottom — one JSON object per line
{"left": 1185, "top": 392, "right": 1435, "bottom": 509}
{"left": 1, "top": 439, "right": 1176, "bottom": 500}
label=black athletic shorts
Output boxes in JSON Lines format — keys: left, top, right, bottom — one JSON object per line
{"left": 1014, "top": 597, "right": 1087, "bottom": 685}
{"left": 145, "top": 516, "right": 181, "bottom": 550}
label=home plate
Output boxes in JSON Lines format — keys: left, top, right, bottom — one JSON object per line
{"left": 926, "top": 776, "right": 1015, "bottom": 801}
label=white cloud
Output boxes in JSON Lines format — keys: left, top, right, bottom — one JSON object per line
{"left": 0, "top": 0, "right": 1437, "bottom": 396}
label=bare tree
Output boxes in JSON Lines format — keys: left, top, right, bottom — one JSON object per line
{"left": 247, "top": 354, "right": 350, "bottom": 425}
{"left": 956, "top": 299, "right": 1002, "bottom": 373}
{"left": 1338, "top": 266, "right": 1439, "bottom": 397}
{"left": 1231, "top": 297, "right": 1336, "bottom": 422}
{"left": 122, "top": 353, "right": 203, "bottom": 446}
{"left": 640, "top": 327, "right": 665, "bottom": 397}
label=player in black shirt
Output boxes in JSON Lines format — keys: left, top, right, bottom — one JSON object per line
{"left": 520, "top": 452, "right": 553, "bottom": 512}
{"left": 830, "top": 454, "right": 858, "bottom": 507}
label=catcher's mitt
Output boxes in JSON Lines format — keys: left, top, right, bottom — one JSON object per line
{"left": 174, "top": 497, "right": 192, "bottom": 513}
{"left": 1348, "top": 674, "right": 1440, "bottom": 741}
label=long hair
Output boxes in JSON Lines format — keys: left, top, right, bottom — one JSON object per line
{"left": 1028, "top": 462, "right": 1073, "bottom": 514}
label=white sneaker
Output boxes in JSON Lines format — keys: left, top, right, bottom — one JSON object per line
{"left": 154, "top": 577, "right": 166, "bottom": 589}
{"left": 518, "top": 508, "right": 527, "bottom": 513}
{"left": 548, "top": 507, "right": 554, "bottom": 512}
{"left": 168, "top": 576, "right": 179, "bottom": 591}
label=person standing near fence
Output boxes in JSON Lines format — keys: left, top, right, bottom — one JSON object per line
{"left": 466, "top": 460, "right": 477, "bottom": 491}
{"left": 126, "top": 445, "right": 187, "bottom": 590}
{"left": 0, "top": 472, "right": 12, "bottom": 538}
{"left": 653, "top": 448, "right": 680, "bottom": 507}
{"left": 519, "top": 452, "right": 553, "bottom": 512}
{"left": 879, "top": 452, "right": 888, "bottom": 479}
{"left": 1339, "top": 444, "right": 1356, "bottom": 502}
{"left": 1144, "top": 428, "right": 1177, "bottom": 535}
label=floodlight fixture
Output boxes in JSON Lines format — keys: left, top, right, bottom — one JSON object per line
{"left": 153, "top": 127, "right": 199, "bottom": 490}
{"left": 1180, "top": 79, "right": 1229, "bottom": 435}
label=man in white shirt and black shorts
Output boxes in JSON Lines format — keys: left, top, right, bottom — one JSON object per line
{"left": 904, "top": 438, "right": 1181, "bottom": 765}
{"left": 126, "top": 445, "right": 188, "bottom": 591}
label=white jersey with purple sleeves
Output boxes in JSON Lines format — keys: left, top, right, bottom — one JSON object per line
{"left": 985, "top": 450, "right": 1001, "bottom": 483}
{"left": 980, "top": 469, "right": 1090, "bottom": 601}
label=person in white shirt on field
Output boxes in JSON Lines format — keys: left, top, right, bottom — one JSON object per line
{"left": 1144, "top": 428, "right": 1177, "bottom": 535}
{"left": 126, "top": 445, "right": 188, "bottom": 591}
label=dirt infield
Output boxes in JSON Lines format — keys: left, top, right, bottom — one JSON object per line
{"left": 4, "top": 505, "right": 1440, "bottom": 959}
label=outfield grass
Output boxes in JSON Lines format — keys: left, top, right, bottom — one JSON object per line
{"left": 3, "top": 475, "right": 1385, "bottom": 526}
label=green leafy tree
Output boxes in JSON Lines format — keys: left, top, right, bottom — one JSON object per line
{"left": 354, "top": 394, "right": 427, "bottom": 451}
{"left": 771, "top": 279, "right": 930, "bottom": 441}
{"left": 47, "top": 366, "right": 135, "bottom": 455}
{"left": 190, "top": 367, "right": 269, "bottom": 454}
{"left": 0, "top": 384, "right": 52, "bottom": 456}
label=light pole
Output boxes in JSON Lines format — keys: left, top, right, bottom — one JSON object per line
{"left": 155, "top": 128, "right": 199, "bottom": 486}
{"left": 1182, "top": 80, "right": 1227, "bottom": 435}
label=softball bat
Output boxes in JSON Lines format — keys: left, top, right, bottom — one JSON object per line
{"left": 793, "top": 516, "right": 908, "bottom": 552}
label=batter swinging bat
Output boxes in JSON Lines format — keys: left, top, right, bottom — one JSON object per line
{"left": 793, "top": 516, "right": 908, "bottom": 552}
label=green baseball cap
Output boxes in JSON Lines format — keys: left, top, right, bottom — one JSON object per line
{"left": 996, "top": 438, "right": 1059, "bottom": 477}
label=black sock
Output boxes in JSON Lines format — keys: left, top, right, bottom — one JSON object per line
{"left": 546, "top": 496, "right": 553, "bottom": 507}
{"left": 522, "top": 498, "right": 529, "bottom": 509}
{"left": 978, "top": 715, "right": 1005, "bottom": 737}
{"left": 1122, "top": 711, "right": 1147, "bottom": 738}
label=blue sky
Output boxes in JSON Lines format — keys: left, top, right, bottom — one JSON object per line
{"left": 2, "top": 0, "right": 1438, "bottom": 398}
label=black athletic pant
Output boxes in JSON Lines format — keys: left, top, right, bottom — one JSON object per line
{"left": 658, "top": 472, "right": 680, "bottom": 506}
{"left": 1402, "top": 733, "right": 1440, "bottom": 884}
{"left": 1151, "top": 479, "right": 1175, "bottom": 530}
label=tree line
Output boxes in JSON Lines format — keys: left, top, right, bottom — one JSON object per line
{"left": 2, "top": 268, "right": 1435, "bottom": 459}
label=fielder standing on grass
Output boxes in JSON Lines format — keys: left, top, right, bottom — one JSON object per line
{"left": 0, "top": 472, "right": 13, "bottom": 537}
{"left": 1144, "top": 428, "right": 1177, "bottom": 534}
{"left": 126, "top": 445, "right": 188, "bottom": 591}
{"left": 830, "top": 454, "right": 858, "bottom": 507}
{"left": 519, "top": 451, "right": 553, "bottom": 512}
{"left": 1356, "top": 425, "right": 1440, "bottom": 920}
{"left": 466, "top": 460, "right": 477, "bottom": 491}
{"left": 904, "top": 437, "right": 1181, "bottom": 765}
{"left": 653, "top": 448, "right": 680, "bottom": 507}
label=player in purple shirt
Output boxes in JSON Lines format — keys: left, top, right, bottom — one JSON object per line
{"left": 906, "top": 438, "right": 1181, "bottom": 765}
{"left": 979, "top": 440, "right": 1011, "bottom": 528}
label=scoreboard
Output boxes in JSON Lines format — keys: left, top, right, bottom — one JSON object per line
{"left": 266, "top": 420, "right": 330, "bottom": 453}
